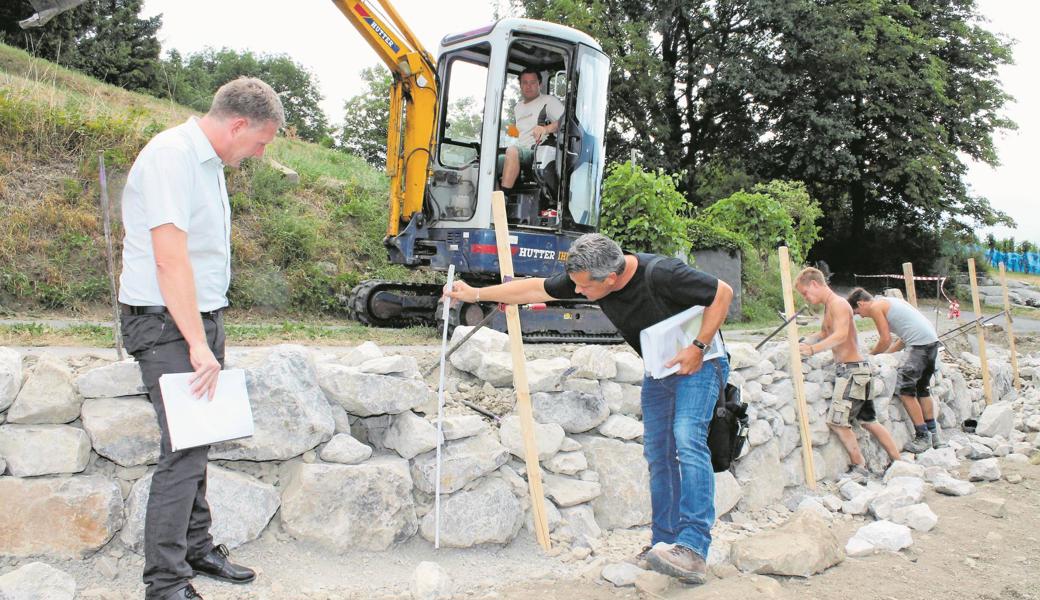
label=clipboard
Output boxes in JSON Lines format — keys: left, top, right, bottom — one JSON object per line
{"left": 640, "top": 305, "right": 725, "bottom": 379}
{"left": 158, "top": 369, "right": 254, "bottom": 452}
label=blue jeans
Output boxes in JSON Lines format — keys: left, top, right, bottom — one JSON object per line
{"left": 641, "top": 357, "right": 729, "bottom": 559}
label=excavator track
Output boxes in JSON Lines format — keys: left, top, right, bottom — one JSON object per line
{"left": 347, "top": 280, "right": 444, "bottom": 328}
{"left": 350, "top": 281, "right": 625, "bottom": 344}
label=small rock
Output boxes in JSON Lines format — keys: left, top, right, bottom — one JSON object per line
{"left": 976, "top": 402, "right": 1014, "bottom": 438}
{"left": 435, "top": 415, "right": 488, "bottom": 441}
{"left": 596, "top": 414, "right": 643, "bottom": 440}
{"left": 320, "top": 433, "right": 372, "bottom": 464}
{"left": 571, "top": 346, "right": 617, "bottom": 380}
{"left": 883, "top": 460, "right": 925, "bottom": 482}
{"left": 969, "top": 496, "right": 1007, "bottom": 518}
{"left": 1006, "top": 473, "right": 1023, "bottom": 484}
{"left": 918, "top": 447, "right": 960, "bottom": 470}
{"left": 498, "top": 415, "right": 564, "bottom": 461}
{"left": 412, "top": 561, "right": 453, "bottom": 600}
{"left": 601, "top": 562, "right": 644, "bottom": 586}
{"left": 6, "top": 355, "right": 80, "bottom": 424}
{"left": 0, "top": 562, "right": 76, "bottom": 599}
{"left": 74, "top": 360, "right": 147, "bottom": 398}
{"left": 847, "top": 520, "right": 913, "bottom": 553}
{"left": 890, "top": 503, "right": 938, "bottom": 532}
{"left": 634, "top": 570, "right": 671, "bottom": 595}
{"left": 358, "top": 355, "right": 421, "bottom": 378}
{"left": 731, "top": 510, "right": 845, "bottom": 577}
{"left": 932, "top": 473, "right": 976, "bottom": 497}
{"left": 542, "top": 473, "right": 602, "bottom": 507}
{"left": 383, "top": 411, "right": 441, "bottom": 460}
{"left": 968, "top": 458, "right": 1001, "bottom": 482}
{"left": 543, "top": 451, "right": 588, "bottom": 476}
{"left": 612, "top": 353, "right": 644, "bottom": 384}
{"left": 796, "top": 498, "right": 833, "bottom": 521}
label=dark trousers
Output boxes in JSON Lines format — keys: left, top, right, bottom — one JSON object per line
{"left": 122, "top": 310, "right": 226, "bottom": 600}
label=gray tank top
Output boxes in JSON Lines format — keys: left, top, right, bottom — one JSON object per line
{"left": 884, "top": 297, "right": 939, "bottom": 346}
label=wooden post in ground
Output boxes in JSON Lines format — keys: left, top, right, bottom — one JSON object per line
{"left": 967, "top": 258, "right": 993, "bottom": 405}
{"left": 902, "top": 262, "right": 918, "bottom": 308}
{"left": 998, "top": 263, "right": 1021, "bottom": 391}
{"left": 490, "top": 191, "right": 551, "bottom": 550}
{"left": 98, "top": 154, "right": 124, "bottom": 360}
{"left": 778, "top": 247, "right": 816, "bottom": 489}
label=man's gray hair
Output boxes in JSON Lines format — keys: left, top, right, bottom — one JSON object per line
{"left": 565, "top": 233, "right": 626, "bottom": 281}
{"left": 208, "top": 77, "right": 286, "bottom": 128}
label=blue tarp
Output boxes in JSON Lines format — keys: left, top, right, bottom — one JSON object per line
{"left": 985, "top": 249, "right": 1040, "bottom": 273}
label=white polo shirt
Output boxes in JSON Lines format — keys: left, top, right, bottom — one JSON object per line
{"left": 514, "top": 93, "right": 564, "bottom": 147}
{"left": 118, "top": 117, "right": 232, "bottom": 312}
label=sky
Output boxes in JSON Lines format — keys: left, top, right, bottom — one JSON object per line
{"left": 141, "top": 0, "right": 1038, "bottom": 245}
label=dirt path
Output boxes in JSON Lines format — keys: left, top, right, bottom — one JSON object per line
{"left": 494, "top": 461, "right": 1040, "bottom": 600}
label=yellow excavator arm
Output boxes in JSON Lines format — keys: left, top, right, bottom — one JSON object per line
{"left": 331, "top": 0, "right": 438, "bottom": 237}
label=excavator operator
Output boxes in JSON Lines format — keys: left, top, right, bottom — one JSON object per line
{"left": 499, "top": 67, "right": 564, "bottom": 192}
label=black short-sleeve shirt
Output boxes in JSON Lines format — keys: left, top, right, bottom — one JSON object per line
{"left": 543, "top": 253, "right": 719, "bottom": 355}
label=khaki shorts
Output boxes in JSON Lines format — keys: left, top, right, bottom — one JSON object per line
{"left": 827, "top": 361, "right": 876, "bottom": 427}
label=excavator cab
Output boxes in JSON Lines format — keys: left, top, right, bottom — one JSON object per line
{"left": 424, "top": 19, "right": 609, "bottom": 244}
{"left": 387, "top": 18, "right": 610, "bottom": 285}
{"left": 350, "top": 16, "right": 618, "bottom": 340}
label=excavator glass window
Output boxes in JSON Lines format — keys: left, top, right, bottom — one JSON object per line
{"left": 431, "top": 43, "right": 491, "bottom": 221}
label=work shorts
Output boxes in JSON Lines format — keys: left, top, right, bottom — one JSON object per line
{"left": 896, "top": 342, "right": 939, "bottom": 397}
{"left": 828, "top": 361, "right": 876, "bottom": 427}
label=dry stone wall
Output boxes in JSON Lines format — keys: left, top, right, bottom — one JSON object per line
{"left": 0, "top": 328, "right": 1018, "bottom": 567}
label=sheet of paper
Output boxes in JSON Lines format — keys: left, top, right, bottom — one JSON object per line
{"left": 158, "top": 369, "right": 254, "bottom": 452}
{"left": 640, "top": 306, "right": 725, "bottom": 380}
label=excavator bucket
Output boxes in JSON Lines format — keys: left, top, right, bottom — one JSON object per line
{"left": 18, "top": 0, "right": 89, "bottom": 29}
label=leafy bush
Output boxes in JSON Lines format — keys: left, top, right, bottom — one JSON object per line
{"left": 702, "top": 180, "right": 820, "bottom": 264}
{"left": 599, "top": 161, "right": 689, "bottom": 255}
{"left": 687, "top": 219, "right": 749, "bottom": 254}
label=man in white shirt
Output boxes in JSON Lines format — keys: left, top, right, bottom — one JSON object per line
{"left": 119, "top": 77, "right": 283, "bottom": 600}
{"left": 500, "top": 67, "right": 564, "bottom": 190}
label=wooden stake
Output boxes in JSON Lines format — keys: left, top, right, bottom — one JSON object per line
{"left": 998, "top": 263, "right": 1021, "bottom": 391}
{"left": 902, "top": 262, "right": 918, "bottom": 308}
{"left": 99, "top": 154, "right": 125, "bottom": 360}
{"left": 490, "top": 191, "right": 551, "bottom": 550}
{"left": 778, "top": 247, "right": 816, "bottom": 489}
{"left": 967, "top": 258, "right": 993, "bottom": 405}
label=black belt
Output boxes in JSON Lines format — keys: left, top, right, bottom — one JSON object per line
{"left": 120, "top": 303, "right": 222, "bottom": 320}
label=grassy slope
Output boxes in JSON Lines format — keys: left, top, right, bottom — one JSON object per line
{"left": 0, "top": 42, "right": 419, "bottom": 319}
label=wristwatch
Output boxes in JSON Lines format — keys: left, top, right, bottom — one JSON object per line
{"left": 691, "top": 339, "right": 707, "bottom": 351}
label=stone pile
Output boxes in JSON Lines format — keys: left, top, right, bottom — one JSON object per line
{"left": 1, "top": 333, "right": 1038, "bottom": 597}
{"left": 977, "top": 276, "right": 1040, "bottom": 308}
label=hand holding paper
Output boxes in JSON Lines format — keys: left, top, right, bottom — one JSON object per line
{"left": 158, "top": 369, "right": 254, "bottom": 452}
{"left": 641, "top": 306, "right": 725, "bottom": 379}
{"left": 664, "top": 343, "right": 705, "bottom": 375}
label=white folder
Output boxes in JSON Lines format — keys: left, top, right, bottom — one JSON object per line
{"left": 158, "top": 369, "right": 254, "bottom": 452}
{"left": 640, "top": 306, "right": 725, "bottom": 380}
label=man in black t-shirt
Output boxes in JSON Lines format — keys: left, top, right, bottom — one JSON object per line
{"left": 445, "top": 233, "right": 732, "bottom": 584}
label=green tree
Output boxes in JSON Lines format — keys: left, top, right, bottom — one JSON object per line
{"left": 515, "top": 0, "right": 1015, "bottom": 272}
{"left": 338, "top": 65, "right": 391, "bottom": 167}
{"left": 753, "top": 0, "right": 1015, "bottom": 270}
{"left": 156, "top": 47, "right": 330, "bottom": 144}
{"left": 0, "top": 0, "right": 161, "bottom": 91}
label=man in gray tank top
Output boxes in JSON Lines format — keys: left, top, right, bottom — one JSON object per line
{"left": 847, "top": 288, "right": 942, "bottom": 453}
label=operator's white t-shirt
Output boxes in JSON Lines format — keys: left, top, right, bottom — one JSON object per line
{"left": 514, "top": 93, "right": 564, "bottom": 147}
{"left": 118, "top": 117, "right": 232, "bottom": 312}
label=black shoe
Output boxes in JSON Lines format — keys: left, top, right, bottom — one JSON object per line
{"left": 164, "top": 584, "right": 203, "bottom": 600}
{"left": 188, "top": 544, "right": 256, "bottom": 584}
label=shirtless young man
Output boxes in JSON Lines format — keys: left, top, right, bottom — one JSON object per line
{"left": 795, "top": 268, "right": 901, "bottom": 479}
